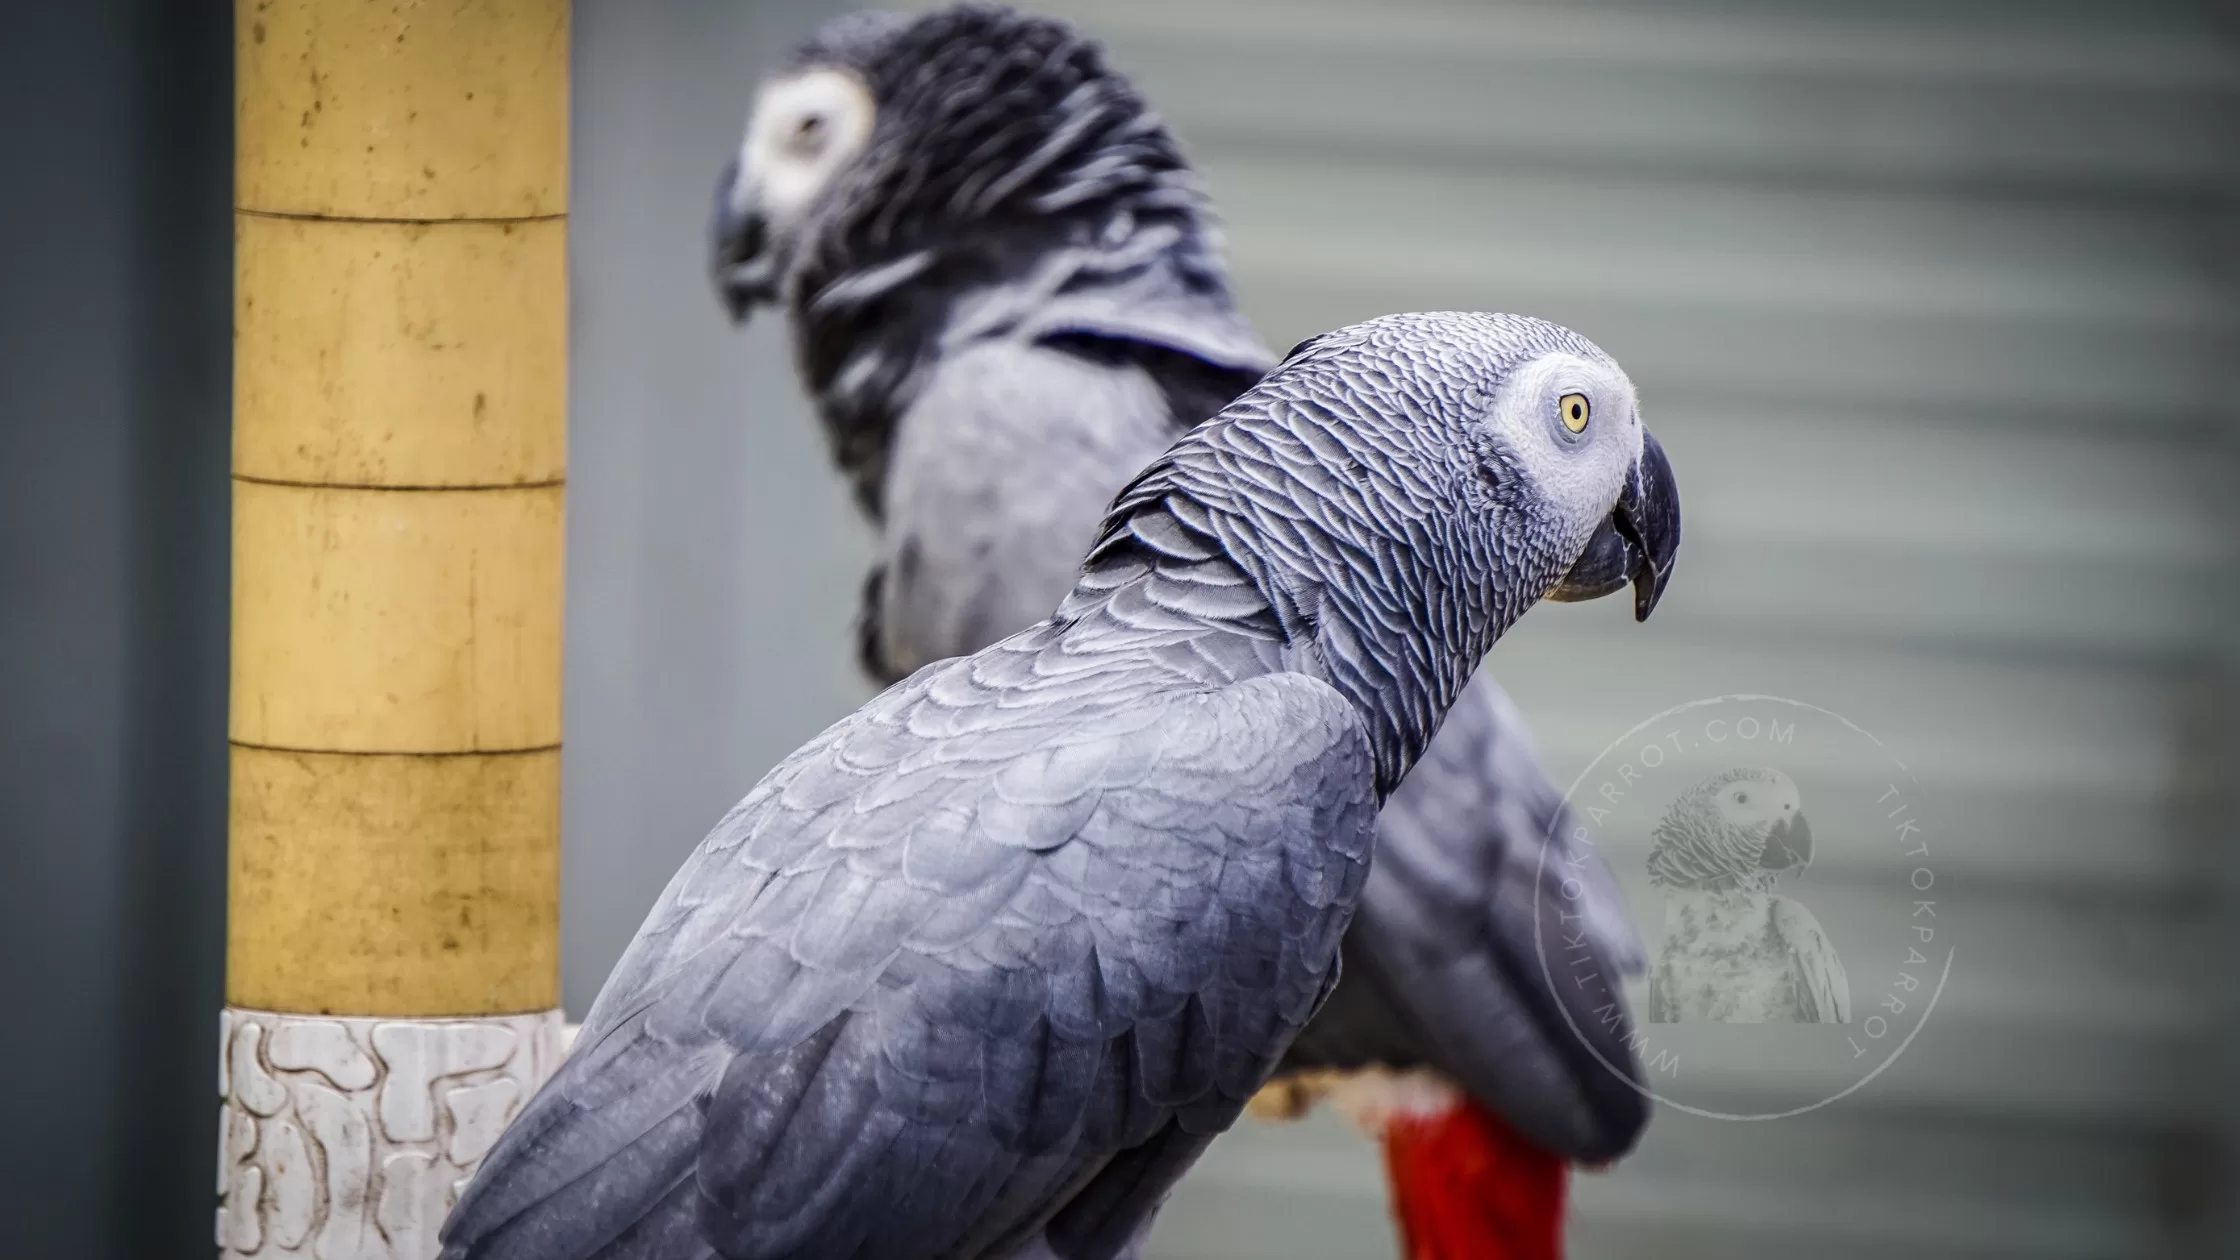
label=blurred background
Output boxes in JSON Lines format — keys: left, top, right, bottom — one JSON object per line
{"left": 4, "top": 0, "right": 2237, "bottom": 1256}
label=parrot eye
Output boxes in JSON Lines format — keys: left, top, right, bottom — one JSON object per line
{"left": 785, "top": 113, "right": 828, "bottom": 156}
{"left": 745, "top": 68, "right": 877, "bottom": 219}
{"left": 1734, "top": 791, "right": 1749, "bottom": 805}
{"left": 1558, "top": 392, "right": 1590, "bottom": 434}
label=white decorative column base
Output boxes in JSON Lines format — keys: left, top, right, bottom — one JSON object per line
{"left": 216, "top": 1007, "right": 565, "bottom": 1259}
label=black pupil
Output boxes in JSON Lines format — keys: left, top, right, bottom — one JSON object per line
{"left": 1569, "top": 402, "right": 1582, "bottom": 420}
{"left": 799, "top": 115, "right": 824, "bottom": 136}
{"left": 1736, "top": 793, "right": 1748, "bottom": 804}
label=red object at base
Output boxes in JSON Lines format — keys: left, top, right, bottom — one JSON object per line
{"left": 1381, "top": 1100, "right": 1570, "bottom": 1260}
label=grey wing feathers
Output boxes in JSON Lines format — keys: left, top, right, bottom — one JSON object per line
{"left": 441, "top": 646, "right": 1376, "bottom": 1260}
{"left": 1772, "top": 898, "right": 1852, "bottom": 1023}
{"left": 1029, "top": 1124, "right": 1201, "bottom": 1260}
{"left": 1280, "top": 672, "right": 1651, "bottom": 1162}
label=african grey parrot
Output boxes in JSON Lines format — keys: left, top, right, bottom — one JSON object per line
{"left": 707, "top": 6, "right": 1658, "bottom": 1237}
{"left": 1646, "top": 767, "right": 1849, "bottom": 1024}
{"left": 437, "top": 309, "right": 1680, "bottom": 1260}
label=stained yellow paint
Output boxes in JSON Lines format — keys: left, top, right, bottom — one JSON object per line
{"left": 231, "top": 480, "right": 563, "bottom": 754}
{"left": 232, "top": 0, "right": 567, "bottom": 1017}
{"left": 236, "top": 0, "right": 570, "bottom": 220}
{"left": 227, "top": 745, "right": 560, "bottom": 1014}
{"left": 235, "top": 214, "right": 566, "bottom": 488}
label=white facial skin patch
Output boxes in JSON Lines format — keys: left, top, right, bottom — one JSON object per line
{"left": 1490, "top": 350, "right": 1643, "bottom": 545}
{"left": 737, "top": 68, "right": 878, "bottom": 226}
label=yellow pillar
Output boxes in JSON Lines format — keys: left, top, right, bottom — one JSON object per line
{"left": 217, "top": 4, "right": 568, "bottom": 1256}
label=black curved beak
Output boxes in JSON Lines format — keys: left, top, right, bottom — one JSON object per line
{"left": 1760, "top": 811, "right": 1814, "bottom": 871}
{"left": 712, "top": 155, "right": 779, "bottom": 323}
{"left": 1548, "top": 430, "right": 1681, "bottom": 621}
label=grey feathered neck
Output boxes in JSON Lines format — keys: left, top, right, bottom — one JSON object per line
{"left": 1065, "top": 315, "right": 1602, "bottom": 794}
{"left": 783, "top": 4, "right": 1265, "bottom": 520}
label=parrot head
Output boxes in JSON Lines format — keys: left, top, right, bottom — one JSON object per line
{"left": 711, "top": 4, "right": 1191, "bottom": 324}
{"left": 1082, "top": 313, "right": 1682, "bottom": 787}
{"left": 1265, "top": 314, "right": 1681, "bottom": 633}
{"left": 1646, "top": 767, "right": 1814, "bottom": 890}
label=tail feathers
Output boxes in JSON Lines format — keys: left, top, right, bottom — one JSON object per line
{"left": 1381, "top": 1098, "right": 1569, "bottom": 1260}
{"left": 440, "top": 1103, "right": 704, "bottom": 1260}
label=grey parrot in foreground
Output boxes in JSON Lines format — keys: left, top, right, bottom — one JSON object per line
{"left": 438, "top": 310, "right": 1681, "bottom": 1260}
{"left": 708, "top": 4, "right": 1661, "bottom": 1205}
{"left": 1646, "top": 768, "right": 1849, "bottom": 1024}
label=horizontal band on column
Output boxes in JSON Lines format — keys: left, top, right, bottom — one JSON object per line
{"left": 231, "top": 480, "right": 564, "bottom": 753}
{"left": 228, "top": 746, "right": 560, "bottom": 1014}
{"left": 236, "top": 206, "right": 568, "bottom": 227}
{"left": 237, "top": 0, "right": 569, "bottom": 220}
{"left": 234, "top": 213, "right": 566, "bottom": 488}
{"left": 227, "top": 739, "right": 562, "bottom": 758}
{"left": 231, "top": 474, "right": 568, "bottom": 493}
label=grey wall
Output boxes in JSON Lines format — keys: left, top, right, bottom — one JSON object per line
{"left": 565, "top": 0, "right": 873, "bottom": 1019}
{"left": 0, "top": 3, "right": 231, "bottom": 1257}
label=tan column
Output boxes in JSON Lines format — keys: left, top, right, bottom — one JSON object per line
{"left": 217, "top": 4, "right": 568, "bottom": 1256}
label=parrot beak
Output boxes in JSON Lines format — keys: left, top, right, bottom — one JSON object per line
{"left": 1549, "top": 430, "right": 1681, "bottom": 621}
{"left": 1760, "top": 811, "right": 1814, "bottom": 871}
{"left": 712, "top": 156, "right": 780, "bottom": 323}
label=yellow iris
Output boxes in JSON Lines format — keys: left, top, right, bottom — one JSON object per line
{"left": 1559, "top": 392, "right": 1590, "bottom": 433}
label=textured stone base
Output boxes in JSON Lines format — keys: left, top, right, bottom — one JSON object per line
{"left": 216, "top": 1007, "right": 563, "bottom": 1258}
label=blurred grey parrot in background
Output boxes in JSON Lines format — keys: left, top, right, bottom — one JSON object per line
{"left": 710, "top": 8, "right": 1669, "bottom": 1255}
{"left": 1646, "top": 767, "right": 1849, "bottom": 1024}
{"left": 439, "top": 308, "right": 1679, "bottom": 1260}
